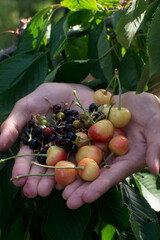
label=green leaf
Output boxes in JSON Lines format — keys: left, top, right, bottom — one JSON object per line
{"left": 65, "top": 36, "right": 88, "bottom": 60}
{"left": 14, "top": 7, "right": 53, "bottom": 54}
{"left": 116, "top": 0, "right": 149, "bottom": 48}
{"left": 148, "top": 6, "right": 160, "bottom": 76}
{"left": 45, "top": 59, "right": 91, "bottom": 83}
{"left": 0, "top": 53, "right": 48, "bottom": 114}
{"left": 97, "top": 187, "right": 129, "bottom": 232}
{"left": 101, "top": 224, "right": 116, "bottom": 240}
{"left": 50, "top": 14, "right": 68, "bottom": 57}
{"left": 133, "top": 172, "right": 160, "bottom": 211}
{"left": 61, "top": 0, "right": 98, "bottom": 11}
{"left": 45, "top": 190, "right": 91, "bottom": 240}
{"left": 121, "top": 182, "right": 160, "bottom": 240}
{"left": 156, "top": 175, "right": 160, "bottom": 190}
{"left": 148, "top": 72, "right": 160, "bottom": 97}
{"left": 6, "top": 214, "right": 25, "bottom": 240}
{"left": 119, "top": 49, "right": 143, "bottom": 91}
{"left": 136, "top": 64, "right": 149, "bottom": 94}
{"left": 88, "top": 20, "right": 113, "bottom": 84}
{"left": 0, "top": 52, "right": 46, "bottom": 95}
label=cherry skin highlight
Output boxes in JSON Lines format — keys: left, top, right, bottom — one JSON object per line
{"left": 55, "top": 161, "right": 78, "bottom": 186}
{"left": 46, "top": 146, "right": 67, "bottom": 166}
{"left": 77, "top": 158, "right": 100, "bottom": 182}
{"left": 75, "top": 145, "right": 103, "bottom": 165}
{"left": 88, "top": 119, "right": 114, "bottom": 142}
{"left": 108, "top": 135, "right": 129, "bottom": 155}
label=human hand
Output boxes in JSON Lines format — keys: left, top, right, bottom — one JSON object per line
{"left": 0, "top": 82, "right": 94, "bottom": 198}
{"left": 62, "top": 91, "right": 160, "bottom": 209}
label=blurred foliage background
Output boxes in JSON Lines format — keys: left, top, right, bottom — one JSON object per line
{"left": 0, "top": 0, "right": 59, "bottom": 49}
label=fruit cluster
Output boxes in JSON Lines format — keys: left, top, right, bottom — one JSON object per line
{"left": 1, "top": 70, "right": 132, "bottom": 187}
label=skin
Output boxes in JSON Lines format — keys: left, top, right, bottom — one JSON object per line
{"left": 0, "top": 83, "right": 160, "bottom": 209}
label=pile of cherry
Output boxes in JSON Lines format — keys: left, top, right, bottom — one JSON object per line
{"left": 0, "top": 70, "right": 131, "bottom": 187}
{"left": 12, "top": 86, "right": 131, "bottom": 186}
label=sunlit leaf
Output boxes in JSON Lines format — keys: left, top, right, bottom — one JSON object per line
{"left": 121, "top": 182, "right": 160, "bottom": 240}
{"left": 148, "top": 6, "right": 160, "bottom": 76}
{"left": 61, "top": 0, "right": 98, "bottom": 11}
{"left": 133, "top": 172, "right": 160, "bottom": 211}
{"left": 116, "top": 0, "right": 149, "bottom": 48}
{"left": 15, "top": 7, "right": 53, "bottom": 54}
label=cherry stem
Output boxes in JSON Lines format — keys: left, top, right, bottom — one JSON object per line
{"left": 104, "top": 75, "right": 116, "bottom": 95}
{"left": 73, "top": 90, "right": 86, "bottom": 113}
{"left": 11, "top": 173, "right": 55, "bottom": 181}
{"left": 104, "top": 152, "right": 115, "bottom": 167}
{"left": 31, "top": 161, "right": 84, "bottom": 170}
{"left": 107, "top": 78, "right": 117, "bottom": 107}
{"left": 0, "top": 153, "right": 47, "bottom": 163}
{"left": 115, "top": 69, "right": 122, "bottom": 111}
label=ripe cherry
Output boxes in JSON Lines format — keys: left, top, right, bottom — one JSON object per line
{"left": 94, "top": 89, "right": 113, "bottom": 106}
{"left": 55, "top": 161, "right": 78, "bottom": 186}
{"left": 75, "top": 132, "right": 89, "bottom": 147}
{"left": 77, "top": 158, "right": 100, "bottom": 181}
{"left": 109, "top": 107, "right": 131, "bottom": 128}
{"left": 108, "top": 135, "right": 129, "bottom": 155}
{"left": 46, "top": 146, "right": 67, "bottom": 166}
{"left": 75, "top": 145, "right": 103, "bottom": 165}
{"left": 92, "top": 141, "right": 109, "bottom": 156}
{"left": 88, "top": 119, "right": 114, "bottom": 142}
{"left": 113, "top": 128, "right": 126, "bottom": 137}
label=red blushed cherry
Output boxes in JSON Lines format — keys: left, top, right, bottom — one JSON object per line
{"left": 75, "top": 145, "right": 103, "bottom": 165}
{"left": 75, "top": 132, "right": 89, "bottom": 148}
{"left": 46, "top": 146, "right": 67, "bottom": 166}
{"left": 55, "top": 161, "right": 78, "bottom": 186}
{"left": 109, "top": 107, "right": 131, "bottom": 128}
{"left": 88, "top": 119, "right": 114, "bottom": 142}
{"left": 113, "top": 128, "right": 126, "bottom": 137}
{"left": 108, "top": 135, "right": 129, "bottom": 155}
{"left": 94, "top": 89, "right": 113, "bottom": 106}
{"left": 77, "top": 158, "right": 100, "bottom": 181}
{"left": 92, "top": 141, "right": 109, "bottom": 157}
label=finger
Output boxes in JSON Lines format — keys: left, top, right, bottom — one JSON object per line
{"left": 145, "top": 114, "right": 160, "bottom": 174}
{"left": 62, "top": 177, "right": 84, "bottom": 200}
{"left": 12, "top": 145, "right": 35, "bottom": 187}
{"left": 23, "top": 164, "right": 46, "bottom": 199}
{"left": 65, "top": 182, "right": 90, "bottom": 210}
{"left": 82, "top": 157, "right": 145, "bottom": 204}
{"left": 38, "top": 168, "right": 55, "bottom": 197}
{"left": 65, "top": 153, "right": 145, "bottom": 209}
{"left": 146, "top": 142, "right": 160, "bottom": 175}
{"left": 0, "top": 101, "right": 29, "bottom": 151}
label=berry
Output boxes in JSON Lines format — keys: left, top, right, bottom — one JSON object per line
{"left": 66, "top": 132, "right": 76, "bottom": 141}
{"left": 22, "top": 136, "right": 29, "bottom": 145}
{"left": 37, "top": 156, "right": 46, "bottom": 164}
{"left": 66, "top": 116, "right": 75, "bottom": 124}
{"left": 29, "top": 138, "right": 39, "bottom": 150}
{"left": 34, "top": 125, "right": 43, "bottom": 136}
{"left": 53, "top": 104, "right": 61, "bottom": 112}
{"left": 70, "top": 109, "right": 79, "bottom": 116}
{"left": 89, "top": 103, "right": 98, "bottom": 112}
{"left": 42, "top": 127, "right": 52, "bottom": 137}
{"left": 28, "top": 119, "right": 35, "bottom": 128}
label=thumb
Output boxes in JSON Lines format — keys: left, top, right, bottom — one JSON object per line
{"left": 0, "top": 103, "right": 29, "bottom": 151}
